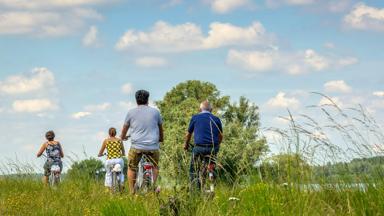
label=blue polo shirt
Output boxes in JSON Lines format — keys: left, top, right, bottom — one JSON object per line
{"left": 188, "top": 111, "right": 223, "bottom": 147}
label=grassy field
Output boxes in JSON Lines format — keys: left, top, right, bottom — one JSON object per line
{"left": 1, "top": 176, "right": 383, "bottom": 216}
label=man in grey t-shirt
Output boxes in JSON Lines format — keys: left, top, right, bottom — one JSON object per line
{"left": 120, "top": 90, "right": 164, "bottom": 194}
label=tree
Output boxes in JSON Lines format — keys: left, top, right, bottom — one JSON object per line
{"left": 67, "top": 158, "right": 105, "bottom": 180}
{"left": 157, "top": 80, "right": 267, "bottom": 184}
{"left": 259, "top": 153, "right": 311, "bottom": 183}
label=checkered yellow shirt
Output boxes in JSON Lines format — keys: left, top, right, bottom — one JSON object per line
{"left": 106, "top": 140, "right": 123, "bottom": 159}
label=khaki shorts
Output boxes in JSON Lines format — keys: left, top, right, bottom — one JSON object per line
{"left": 128, "top": 148, "right": 159, "bottom": 171}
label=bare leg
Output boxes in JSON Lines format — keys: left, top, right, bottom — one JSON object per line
{"left": 153, "top": 167, "right": 159, "bottom": 184}
{"left": 128, "top": 168, "right": 136, "bottom": 194}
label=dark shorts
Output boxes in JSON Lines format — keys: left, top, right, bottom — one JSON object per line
{"left": 128, "top": 148, "right": 159, "bottom": 172}
{"left": 44, "top": 160, "right": 63, "bottom": 177}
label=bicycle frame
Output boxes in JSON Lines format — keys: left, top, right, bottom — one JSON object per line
{"left": 195, "top": 154, "right": 216, "bottom": 194}
{"left": 50, "top": 163, "right": 61, "bottom": 187}
{"left": 135, "top": 154, "right": 154, "bottom": 193}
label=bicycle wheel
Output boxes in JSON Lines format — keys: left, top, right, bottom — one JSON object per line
{"left": 111, "top": 172, "right": 118, "bottom": 193}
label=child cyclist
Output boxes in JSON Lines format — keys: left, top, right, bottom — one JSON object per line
{"left": 98, "top": 127, "right": 126, "bottom": 189}
{"left": 36, "top": 130, "right": 64, "bottom": 184}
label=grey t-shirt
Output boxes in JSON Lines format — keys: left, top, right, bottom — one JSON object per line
{"left": 124, "top": 105, "right": 163, "bottom": 150}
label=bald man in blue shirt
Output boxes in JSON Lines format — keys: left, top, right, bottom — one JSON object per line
{"left": 184, "top": 100, "right": 223, "bottom": 190}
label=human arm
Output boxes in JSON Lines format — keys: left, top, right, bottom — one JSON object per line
{"left": 184, "top": 132, "right": 192, "bottom": 150}
{"left": 36, "top": 143, "right": 47, "bottom": 157}
{"left": 120, "top": 139, "right": 125, "bottom": 156}
{"left": 158, "top": 124, "right": 164, "bottom": 143}
{"left": 184, "top": 116, "right": 195, "bottom": 150}
{"left": 98, "top": 139, "right": 107, "bottom": 157}
{"left": 120, "top": 123, "right": 130, "bottom": 141}
{"left": 158, "top": 111, "right": 164, "bottom": 143}
{"left": 58, "top": 142, "right": 64, "bottom": 158}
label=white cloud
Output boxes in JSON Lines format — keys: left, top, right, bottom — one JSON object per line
{"left": 84, "top": 102, "right": 110, "bottom": 111}
{"left": 135, "top": 57, "right": 168, "bottom": 68}
{"left": 115, "top": 21, "right": 273, "bottom": 52}
{"left": 266, "top": 0, "right": 314, "bottom": 7}
{"left": 82, "top": 25, "right": 99, "bottom": 47}
{"left": 266, "top": 92, "right": 300, "bottom": 109}
{"left": 324, "top": 80, "right": 352, "bottom": 93}
{"left": 12, "top": 99, "right": 57, "bottom": 113}
{"left": 373, "top": 91, "right": 384, "bottom": 97}
{"left": 203, "top": 22, "right": 271, "bottom": 48}
{"left": 121, "top": 83, "right": 134, "bottom": 94}
{"left": 210, "top": 0, "right": 251, "bottom": 14}
{"left": 344, "top": 3, "right": 384, "bottom": 31}
{"left": 0, "top": 67, "right": 54, "bottom": 95}
{"left": 304, "top": 49, "right": 329, "bottom": 71}
{"left": 227, "top": 49, "right": 275, "bottom": 72}
{"left": 71, "top": 111, "right": 92, "bottom": 119}
{"left": 227, "top": 48, "right": 356, "bottom": 75}
{"left": 0, "top": 6, "right": 103, "bottom": 36}
{"left": 0, "top": 2, "right": 105, "bottom": 37}
{"left": 0, "top": 0, "right": 109, "bottom": 10}
{"left": 318, "top": 97, "right": 343, "bottom": 107}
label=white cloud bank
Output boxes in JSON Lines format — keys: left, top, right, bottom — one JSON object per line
{"left": 266, "top": 92, "right": 300, "bottom": 109}
{"left": 0, "top": 0, "right": 105, "bottom": 36}
{"left": 115, "top": 21, "right": 273, "bottom": 52}
{"left": 0, "top": 67, "right": 54, "bottom": 95}
{"left": 227, "top": 48, "right": 357, "bottom": 74}
{"left": 0, "top": 0, "right": 109, "bottom": 10}
{"left": 266, "top": 0, "right": 314, "bottom": 7}
{"left": 324, "top": 80, "right": 352, "bottom": 93}
{"left": 344, "top": 3, "right": 384, "bottom": 31}
{"left": 71, "top": 111, "right": 92, "bottom": 119}
{"left": 318, "top": 96, "right": 343, "bottom": 108}
{"left": 0, "top": 9, "right": 103, "bottom": 36}
{"left": 12, "top": 99, "right": 57, "bottom": 113}
{"left": 209, "top": 0, "right": 251, "bottom": 14}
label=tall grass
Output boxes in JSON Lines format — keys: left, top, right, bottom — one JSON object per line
{"left": 1, "top": 94, "right": 383, "bottom": 215}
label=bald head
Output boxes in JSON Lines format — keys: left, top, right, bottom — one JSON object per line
{"left": 200, "top": 100, "right": 212, "bottom": 112}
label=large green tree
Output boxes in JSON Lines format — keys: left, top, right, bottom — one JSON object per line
{"left": 157, "top": 80, "right": 267, "bottom": 184}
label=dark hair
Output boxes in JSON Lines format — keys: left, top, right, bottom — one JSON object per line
{"left": 45, "top": 130, "right": 55, "bottom": 141}
{"left": 135, "top": 90, "right": 150, "bottom": 105}
{"left": 109, "top": 127, "right": 117, "bottom": 137}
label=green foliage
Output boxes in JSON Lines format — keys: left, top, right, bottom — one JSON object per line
{"left": 313, "top": 156, "right": 384, "bottom": 182}
{"left": 259, "top": 153, "right": 311, "bottom": 183}
{"left": 157, "top": 80, "right": 267, "bottom": 184}
{"left": 66, "top": 158, "right": 104, "bottom": 180}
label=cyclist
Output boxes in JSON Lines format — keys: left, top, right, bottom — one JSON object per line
{"left": 98, "top": 127, "right": 125, "bottom": 189}
{"left": 120, "top": 89, "right": 164, "bottom": 194}
{"left": 36, "top": 130, "right": 64, "bottom": 185}
{"left": 184, "top": 100, "right": 223, "bottom": 190}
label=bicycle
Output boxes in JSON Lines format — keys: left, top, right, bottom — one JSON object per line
{"left": 99, "top": 153, "right": 124, "bottom": 193}
{"left": 195, "top": 154, "right": 216, "bottom": 195}
{"left": 42, "top": 154, "right": 61, "bottom": 187}
{"left": 134, "top": 154, "right": 155, "bottom": 193}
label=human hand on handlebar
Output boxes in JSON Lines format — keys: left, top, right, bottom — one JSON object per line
{"left": 98, "top": 153, "right": 106, "bottom": 157}
{"left": 183, "top": 143, "right": 189, "bottom": 151}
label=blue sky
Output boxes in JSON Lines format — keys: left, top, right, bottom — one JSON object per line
{"left": 0, "top": 0, "right": 383, "bottom": 169}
